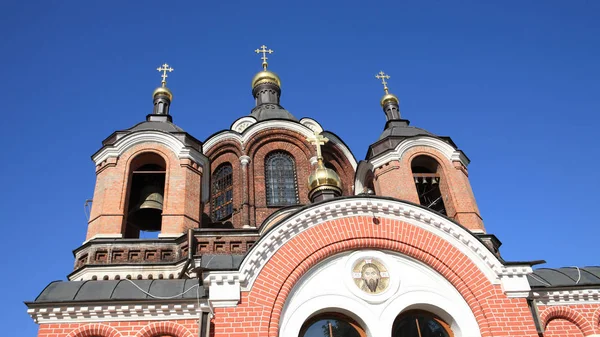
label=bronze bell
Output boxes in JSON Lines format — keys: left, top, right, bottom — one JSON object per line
{"left": 128, "top": 184, "right": 164, "bottom": 231}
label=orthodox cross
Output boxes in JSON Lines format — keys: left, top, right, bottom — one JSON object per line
{"left": 255, "top": 45, "right": 274, "bottom": 70}
{"left": 375, "top": 71, "right": 391, "bottom": 94}
{"left": 307, "top": 132, "right": 329, "bottom": 160}
{"left": 157, "top": 63, "right": 174, "bottom": 86}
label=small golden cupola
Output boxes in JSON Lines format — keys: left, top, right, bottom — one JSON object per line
{"left": 376, "top": 71, "right": 401, "bottom": 121}
{"left": 249, "top": 45, "right": 296, "bottom": 121}
{"left": 151, "top": 63, "right": 174, "bottom": 118}
{"left": 307, "top": 132, "right": 343, "bottom": 202}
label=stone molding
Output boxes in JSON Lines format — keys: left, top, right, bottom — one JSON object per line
{"left": 204, "top": 198, "right": 532, "bottom": 295}
{"left": 204, "top": 119, "right": 357, "bottom": 170}
{"left": 27, "top": 302, "right": 206, "bottom": 324}
{"left": 532, "top": 288, "right": 600, "bottom": 305}
{"left": 370, "top": 136, "right": 470, "bottom": 169}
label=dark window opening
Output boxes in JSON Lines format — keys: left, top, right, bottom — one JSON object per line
{"left": 211, "top": 164, "right": 234, "bottom": 221}
{"left": 411, "top": 155, "right": 446, "bottom": 215}
{"left": 265, "top": 152, "right": 299, "bottom": 206}
{"left": 126, "top": 153, "right": 166, "bottom": 237}
{"left": 392, "top": 310, "right": 453, "bottom": 337}
{"left": 300, "top": 313, "right": 366, "bottom": 337}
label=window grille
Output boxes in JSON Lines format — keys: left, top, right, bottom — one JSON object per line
{"left": 211, "top": 164, "right": 233, "bottom": 221}
{"left": 265, "top": 152, "right": 299, "bottom": 206}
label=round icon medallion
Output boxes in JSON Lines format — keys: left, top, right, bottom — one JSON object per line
{"left": 351, "top": 257, "right": 390, "bottom": 294}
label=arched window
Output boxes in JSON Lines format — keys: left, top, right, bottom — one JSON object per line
{"left": 211, "top": 164, "right": 233, "bottom": 221}
{"left": 392, "top": 310, "right": 453, "bottom": 337}
{"left": 411, "top": 155, "right": 447, "bottom": 215}
{"left": 265, "top": 152, "right": 299, "bottom": 206}
{"left": 300, "top": 313, "right": 366, "bottom": 337}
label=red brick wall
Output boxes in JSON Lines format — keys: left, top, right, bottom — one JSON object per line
{"left": 212, "top": 216, "right": 538, "bottom": 337}
{"left": 374, "top": 146, "right": 485, "bottom": 232}
{"left": 538, "top": 304, "right": 600, "bottom": 336}
{"left": 205, "top": 128, "right": 356, "bottom": 229}
{"left": 88, "top": 143, "right": 203, "bottom": 240}
{"left": 37, "top": 320, "right": 197, "bottom": 337}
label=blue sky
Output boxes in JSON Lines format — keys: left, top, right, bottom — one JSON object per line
{"left": 1, "top": 1, "right": 599, "bottom": 335}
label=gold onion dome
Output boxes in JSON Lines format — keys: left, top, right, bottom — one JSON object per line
{"left": 308, "top": 161, "right": 343, "bottom": 198}
{"left": 251, "top": 70, "right": 281, "bottom": 88}
{"left": 380, "top": 93, "right": 399, "bottom": 107}
{"left": 153, "top": 86, "right": 173, "bottom": 100}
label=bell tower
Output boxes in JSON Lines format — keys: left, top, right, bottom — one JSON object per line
{"left": 362, "top": 71, "right": 485, "bottom": 232}
{"left": 86, "top": 64, "right": 209, "bottom": 241}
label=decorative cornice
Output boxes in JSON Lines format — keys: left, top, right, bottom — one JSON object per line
{"left": 531, "top": 288, "right": 600, "bottom": 305}
{"left": 204, "top": 119, "right": 357, "bottom": 170}
{"left": 91, "top": 131, "right": 210, "bottom": 202}
{"left": 203, "top": 198, "right": 531, "bottom": 294}
{"left": 27, "top": 301, "right": 207, "bottom": 324}
{"left": 370, "top": 136, "right": 469, "bottom": 169}
{"left": 68, "top": 260, "right": 189, "bottom": 281}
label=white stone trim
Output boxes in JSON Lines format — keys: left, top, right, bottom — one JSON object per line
{"left": 370, "top": 136, "right": 469, "bottom": 169}
{"left": 204, "top": 272, "right": 241, "bottom": 308}
{"left": 354, "top": 161, "right": 374, "bottom": 195}
{"left": 68, "top": 260, "right": 189, "bottom": 281}
{"left": 92, "top": 131, "right": 210, "bottom": 202}
{"left": 231, "top": 116, "right": 257, "bottom": 133}
{"left": 203, "top": 120, "right": 358, "bottom": 170}
{"left": 83, "top": 234, "right": 123, "bottom": 244}
{"left": 27, "top": 301, "right": 207, "bottom": 324}
{"left": 531, "top": 288, "right": 600, "bottom": 305}
{"left": 204, "top": 198, "right": 531, "bottom": 295}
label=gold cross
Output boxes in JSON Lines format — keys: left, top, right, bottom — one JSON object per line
{"left": 307, "top": 132, "right": 329, "bottom": 160}
{"left": 255, "top": 45, "right": 273, "bottom": 70}
{"left": 157, "top": 63, "right": 174, "bottom": 87}
{"left": 375, "top": 71, "right": 391, "bottom": 94}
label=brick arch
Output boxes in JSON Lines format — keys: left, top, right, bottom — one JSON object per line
{"left": 594, "top": 306, "right": 600, "bottom": 330}
{"left": 65, "top": 323, "right": 122, "bottom": 337}
{"left": 135, "top": 321, "right": 194, "bottom": 337}
{"left": 244, "top": 128, "right": 313, "bottom": 160}
{"left": 540, "top": 306, "right": 595, "bottom": 336}
{"left": 204, "top": 139, "right": 243, "bottom": 158}
{"left": 246, "top": 216, "right": 500, "bottom": 337}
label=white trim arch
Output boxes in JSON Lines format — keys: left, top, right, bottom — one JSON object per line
{"left": 280, "top": 251, "right": 482, "bottom": 337}
{"left": 354, "top": 161, "right": 375, "bottom": 195}
{"left": 228, "top": 197, "right": 531, "bottom": 293}
{"left": 203, "top": 119, "right": 358, "bottom": 171}
{"left": 92, "top": 131, "right": 210, "bottom": 202}
{"left": 369, "top": 136, "right": 470, "bottom": 169}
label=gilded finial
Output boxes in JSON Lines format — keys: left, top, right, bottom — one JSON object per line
{"left": 375, "top": 71, "right": 391, "bottom": 94}
{"left": 307, "top": 132, "right": 329, "bottom": 164}
{"left": 157, "top": 63, "right": 174, "bottom": 87}
{"left": 255, "top": 45, "right": 274, "bottom": 71}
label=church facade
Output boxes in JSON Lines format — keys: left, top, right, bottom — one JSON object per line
{"left": 26, "top": 47, "right": 600, "bottom": 337}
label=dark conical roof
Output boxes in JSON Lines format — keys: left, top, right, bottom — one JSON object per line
{"left": 250, "top": 104, "right": 297, "bottom": 121}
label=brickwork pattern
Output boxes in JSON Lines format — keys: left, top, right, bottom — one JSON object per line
{"left": 88, "top": 143, "right": 203, "bottom": 240}
{"left": 374, "top": 146, "right": 484, "bottom": 231}
{"left": 538, "top": 304, "right": 600, "bottom": 336}
{"left": 212, "top": 216, "right": 539, "bottom": 337}
{"left": 38, "top": 320, "right": 197, "bottom": 337}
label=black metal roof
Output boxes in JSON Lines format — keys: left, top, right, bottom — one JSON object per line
{"left": 378, "top": 120, "right": 435, "bottom": 140}
{"left": 200, "top": 254, "right": 245, "bottom": 270}
{"left": 32, "top": 279, "right": 203, "bottom": 304}
{"left": 128, "top": 121, "right": 185, "bottom": 133}
{"left": 528, "top": 267, "right": 600, "bottom": 288}
{"left": 250, "top": 104, "right": 297, "bottom": 121}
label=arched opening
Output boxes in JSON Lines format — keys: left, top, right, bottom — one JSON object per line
{"left": 411, "top": 155, "right": 447, "bottom": 215}
{"left": 392, "top": 310, "right": 454, "bottom": 337}
{"left": 211, "top": 163, "right": 233, "bottom": 221}
{"left": 299, "top": 313, "right": 366, "bottom": 337}
{"left": 265, "top": 151, "right": 299, "bottom": 206}
{"left": 125, "top": 152, "right": 166, "bottom": 238}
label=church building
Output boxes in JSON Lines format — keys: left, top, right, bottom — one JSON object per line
{"left": 26, "top": 46, "right": 600, "bottom": 337}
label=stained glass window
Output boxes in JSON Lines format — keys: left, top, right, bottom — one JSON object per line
{"left": 211, "top": 164, "right": 233, "bottom": 221}
{"left": 265, "top": 152, "right": 299, "bottom": 206}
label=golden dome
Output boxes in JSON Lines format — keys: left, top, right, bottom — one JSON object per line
{"left": 251, "top": 70, "right": 281, "bottom": 88}
{"left": 308, "top": 163, "right": 343, "bottom": 196}
{"left": 380, "top": 93, "right": 399, "bottom": 107}
{"left": 153, "top": 86, "right": 173, "bottom": 100}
